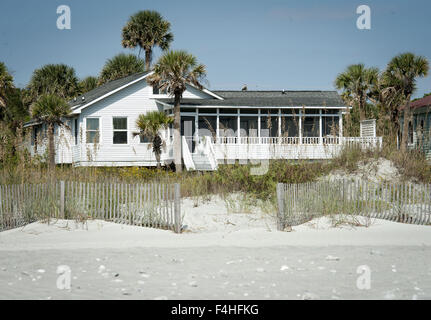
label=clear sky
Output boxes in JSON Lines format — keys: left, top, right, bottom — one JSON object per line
{"left": 1, "top": 0, "right": 430, "bottom": 98}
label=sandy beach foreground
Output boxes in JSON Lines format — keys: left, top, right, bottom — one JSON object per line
{"left": 0, "top": 214, "right": 430, "bottom": 300}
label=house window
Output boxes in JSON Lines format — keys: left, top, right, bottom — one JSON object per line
{"left": 113, "top": 117, "right": 128, "bottom": 144}
{"left": 86, "top": 118, "right": 99, "bottom": 143}
{"left": 408, "top": 121, "right": 413, "bottom": 144}
{"left": 31, "top": 126, "right": 39, "bottom": 146}
{"left": 74, "top": 118, "right": 78, "bottom": 145}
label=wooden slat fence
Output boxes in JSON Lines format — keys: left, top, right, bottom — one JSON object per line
{"left": 277, "top": 180, "right": 431, "bottom": 229}
{"left": 0, "top": 181, "right": 182, "bottom": 233}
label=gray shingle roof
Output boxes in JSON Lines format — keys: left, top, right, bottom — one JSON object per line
{"left": 70, "top": 71, "right": 151, "bottom": 108}
{"left": 157, "top": 90, "right": 346, "bottom": 107}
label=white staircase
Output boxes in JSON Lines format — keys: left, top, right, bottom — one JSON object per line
{"left": 182, "top": 136, "right": 218, "bottom": 171}
{"left": 192, "top": 153, "right": 214, "bottom": 171}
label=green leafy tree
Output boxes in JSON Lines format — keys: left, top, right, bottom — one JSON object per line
{"left": 122, "top": 10, "right": 173, "bottom": 71}
{"left": 31, "top": 94, "right": 71, "bottom": 170}
{"left": 98, "top": 53, "right": 145, "bottom": 85}
{"left": 335, "top": 64, "right": 379, "bottom": 122}
{"left": 135, "top": 111, "right": 173, "bottom": 169}
{"left": 27, "top": 64, "right": 80, "bottom": 103}
{"left": 0, "top": 62, "right": 14, "bottom": 109}
{"left": 386, "top": 53, "right": 429, "bottom": 152}
{"left": 79, "top": 76, "right": 98, "bottom": 94}
{"left": 147, "top": 50, "right": 206, "bottom": 172}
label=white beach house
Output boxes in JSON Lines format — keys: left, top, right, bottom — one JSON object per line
{"left": 25, "top": 71, "right": 382, "bottom": 171}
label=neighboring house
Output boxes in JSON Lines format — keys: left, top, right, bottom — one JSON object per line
{"left": 24, "top": 71, "right": 382, "bottom": 170}
{"left": 400, "top": 95, "right": 431, "bottom": 160}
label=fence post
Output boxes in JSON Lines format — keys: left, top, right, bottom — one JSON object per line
{"left": 60, "top": 180, "right": 65, "bottom": 219}
{"left": 276, "top": 183, "right": 285, "bottom": 231}
{"left": 174, "top": 183, "right": 181, "bottom": 233}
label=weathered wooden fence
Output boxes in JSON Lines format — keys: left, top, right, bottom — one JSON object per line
{"left": 277, "top": 180, "right": 431, "bottom": 229}
{"left": 0, "top": 181, "right": 182, "bottom": 233}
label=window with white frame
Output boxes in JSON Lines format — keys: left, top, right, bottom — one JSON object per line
{"left": 86, "top": 118, "right": 99, "bottom": 143}
{"left": 113, "top": 117, "right": 128, "bottom": 144}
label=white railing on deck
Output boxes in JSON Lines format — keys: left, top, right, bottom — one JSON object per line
{"left": 214, "top": 136, "right": 382, "bottom": 148}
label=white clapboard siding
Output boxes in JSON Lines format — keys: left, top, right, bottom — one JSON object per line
{"left": 74, "top": 80, "right": 212, "bottom": 166}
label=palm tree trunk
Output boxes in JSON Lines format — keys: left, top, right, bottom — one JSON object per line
{"left": 155, "top": 151, "right": 161, "bottom": 169}
{"left": 47, "top": 122, "right": 55, "bottom": 170}
{"left": 359, "top": 95, "right": 366, "bottom": 121}
{"left": 145, "top": 49, "right": 152, "bottom": 71}
{"left": 173, "top": 93, "right": 182, "bottom": 173}
{"left": 400, "top": 95, "right": 412, "bottom": 153}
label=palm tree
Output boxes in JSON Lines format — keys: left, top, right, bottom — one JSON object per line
{"left": 386, "top": 53, "right": 429, "bottom": 152}
{"left": 98, "top": 53, "right": 145, "bottom": 85}
{"left": 122, "top": 10, "right": 173, "bottom": 71}
{"left": 79, "top": 76, "right": 98, "bottom": 94}
{"left": 0, "top": 62, "right": 14, "bottom": 108}
{"left": 335, "top": 64, "right": 379, "bottom": 121}
{"left": 147, "top": 50, "right": 206, "bottom": 172}
{"left": 31, "top": 94, "right": 71, "bottom": 170}
{"left": 368, "top": 72, "right": 405, "bottom": 140}
{"left": 135, "top": 111, "right": 173, "bottom": 169}
{"left": 27, "top": 64, "right": 80, "bottom": 103}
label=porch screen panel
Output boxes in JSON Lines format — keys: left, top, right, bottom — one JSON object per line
{"left": 281, "top": 116, "right": 299, "bottom": 137}
{"left": 260, "top": 116, "right": 278, "bottom": 137}
{"left": 198, "top": 116, "right": 217, "bottom": 139}
{"left": 219, "top": 117, "right": 237, "bottom": 137}
{"left": 323, "top": 116, "right": 339, "bottom": 136}
{"left": 240, "top": 117, "right": 258, "bottom": 137}
{"left": 303, "top": 117, "right": 319, "bottom": 137}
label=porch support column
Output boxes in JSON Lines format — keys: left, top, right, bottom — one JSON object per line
{"left": 319, "top": 109, "right": 323, "bottom": 145}
{"left": 339, "top": 110, "right": 343, "bottom": 144}
{"left": 216, "top": 108, "right": 220, "bottom": 142}
{"left": 258, "top": 109, "right": 261, "bottom": 143}
{"left": 278, "top": 108, "right": 282, "bottom": 140}
{"left": 299, "top": 110, "right": 303, "bottom": 145}
{"left": 195, "top": 108, "right": 199, "bottom": 141}
{"left": 237, "top": 109, "right": 240, "bottom": 142}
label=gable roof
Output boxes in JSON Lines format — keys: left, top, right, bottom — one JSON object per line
{"left": 156, "top": 90, "right": 346, "bottom": 107}
{"left": 411, "top": 95, "right": 431, "bottom": 109}
{"left": 399, "top": 95, "right": 431, "bottom": 112}
{"left": 70, "top": 71, "right": 152, "bottom": 110}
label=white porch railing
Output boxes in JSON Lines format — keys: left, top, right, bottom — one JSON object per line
{"left": 214, "top": 136, "right": 382, "bottom": 148}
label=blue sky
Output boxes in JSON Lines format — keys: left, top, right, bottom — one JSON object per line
{"left": 0, "top": 0, "right": 430, "bottom": 98}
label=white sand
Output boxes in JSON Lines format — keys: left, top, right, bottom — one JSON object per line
{"left": 0, "top": 196, "right": 430, "bottom": 299}
{"left": 321, "top": 157, "right": 402, "bottom": 183}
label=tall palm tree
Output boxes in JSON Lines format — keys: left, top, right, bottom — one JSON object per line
{"left": 31, "top": 94, "right": 71, "bottom": 170}
{"left": 368, "top": 72, "right": 405, "bottom": 140}
{"left": 135, "top": 111, "right": 173, "bottom": 169}
{"left": 98, "top": 53, "right": 145, "bottom": 85}
{"left": 335, "top": 64, "right": 379, "bottom": 121}
{"left": 147, "top": 50, "right": 206, "bottom": 172}
{"left": 0, "top": 62, "right": 14, "bottom": 108}
{"left": 122, "top": 10, "right": 173, "bottom": 71}
{"left": 27, "top": 64, "right": 80, "bottom": 103}
{"left": 79, "top": 76, "right": 98, "bottom": 94}
{"left": 386, "top": 53, "right": 429, "bottom": 152}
